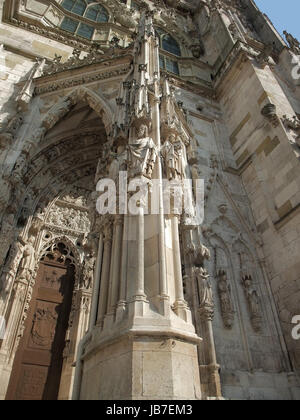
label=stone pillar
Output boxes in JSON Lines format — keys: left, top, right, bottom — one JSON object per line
{"left": 0, "top": 277, "right": 30, "bottom": 400}
{"left": 116, "top": 215, "right": 128, "bottom": 321}
{"left": 195, "top": 268, "right": 222, "bottom": 400}
{"left": 104, "top": 216, "right": 123, "bottom": 327}
{"left": 172, "top": 215, "right": 191, "bottom": 323}
{"left": 58, "top": 289, "right": 91, "bottom": 401}
{"left": 96, "top": 220, "right": 113, "bottom": 327}
{"left": 88, "top": 233, "right": 103, "bottom": 330}
{"left": 76, "top": 12, "right": 203, "bottom": 401}
{"left": 128, "top": 207, "right": 149, "bottom": 319}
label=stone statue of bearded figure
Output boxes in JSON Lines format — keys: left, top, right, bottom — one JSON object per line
{"left": 128, "top": 123, "right": 157, "bottom": 179}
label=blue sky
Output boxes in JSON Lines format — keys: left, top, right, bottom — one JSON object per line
{"left": 254, "top": 0, "right": 300, "bottom": 41}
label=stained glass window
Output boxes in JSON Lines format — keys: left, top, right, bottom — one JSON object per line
{"left": 162, "top": 34, "right": 181, "bottom": 56}
{"left": 159, "top": 55, "right": 180, "bottom": 75}
{"left": 60, "top": 1, "right": 109, "bottom": 39}
{"left": 61, "top": 0, "right": 109, "bottom": 22}
{"left": 77, "top": 22, "right": 94, "bottom": 39}
{"left": 165, "top": 57, "right": 179, "bottom": 75}
{"left": 155, "top": 28, "right": 181, "bottom": 57}
{"left": 85, "top": 5, "right": 109, "bottom": 22}
{"left": 61, "top": 17, "right": 79, "bottom": 33}
{"left": 159, "top": 55, "right": 165, "bottom": 70}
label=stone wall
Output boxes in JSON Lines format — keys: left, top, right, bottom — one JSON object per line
{"left": 219, "top": 56, "right": 300, "bottom": 378}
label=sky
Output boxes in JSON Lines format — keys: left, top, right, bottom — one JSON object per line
{"left": 254, "top": 0, "right": 300, "bottom": 41}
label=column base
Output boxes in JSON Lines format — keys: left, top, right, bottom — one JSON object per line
{"left": 173, "top": 300, "right": 192, "bottom": 323}
{"left": 153, "top": 294, "right": 170, "bottom": 317}
{"left": 79, "top": 334, "right": 202, "bottom": 400}
{"left": 128, "top": 296, "right": 149, "bottom": 318}
{"left": 199, "top": 364, "right": 223, "bottom": 400}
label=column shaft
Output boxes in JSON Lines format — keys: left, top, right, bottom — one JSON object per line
{"left": 97, "top": 224, "right": 112, "bottom": 324}
{"left": 172, "top": 216, "right": 184, "bottom": 302}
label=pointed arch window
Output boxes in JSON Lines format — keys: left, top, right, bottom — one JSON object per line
{"left": 155, "top": 28, "right": 181, "bottom": 57}
{"left": 61, "top": 0, "right": 109, "bottom": 22}
{"left": 60, "top": 17, "right": 94, "bottom": 39}
{"left": 60, "top": 1, "right": 109, "bottom": 39}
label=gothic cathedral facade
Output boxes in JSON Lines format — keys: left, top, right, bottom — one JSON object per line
{"left": 0, "top": 0, "right": 299, "bottom": 400}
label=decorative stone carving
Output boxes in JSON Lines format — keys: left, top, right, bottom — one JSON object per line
{"left": 284, "top": 31, "right": 300, "bottom": 55}
{"left": 256, "top": 44, "right": 274, "bottom": 68}
{"left": 217, "top": 269, "right": 235, "bottom": 329}
{"left": 282, "top": 115, "right": 300, "bottom": 146}
{"left": 46, "top": 204, "right": 90, "bottom": 232}
{"left": 10, "top": 152, "right": 28, "bottom": 186}
{"left": 187, "top": 242, "right": 211, "bottom": 265}
{"left": 0, "top": 211, "right": 16, "bottom": 265}
{"left": 261, "top": 103, "right": 279, "bottom": 127}
{"left": 193, "top": 266, "right": 214, "bottom": 320}
{"left": 31, "top": 307, "right": 57, "bottom": 347}
{"left": 242, "top": 274, "right": 262, "bottom": 333}
{"left": 17, "top": 59, "right": 46, "bottom": 110}
{"left": 0, "top": 111, "right": 23, "bottom": 149}
{"left": 0, "top": 238, "right": 23, "bottom": 295}
{"left": 108, "top": 143, "right": 128, "bottom": 182}
{"left": 81, "top": 255, "right": 95, "bottom": 290}
{"left": 161, "top": 133, "right": 184, "bottom": 181}
{"left": 128, "top": 123, "right": 157, "bottom": 179}
{"left": 18, "top": 236, "right": 36, "bottom": 282}
{"left": 60, "top": 186, "right": 91, "bottom": 208}
{"left": 95, "top": 142, "right": 111, "bottom": 183}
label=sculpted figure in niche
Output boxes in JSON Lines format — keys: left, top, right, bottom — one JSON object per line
{"left": 217, "top": 270, "right": 234, "bottom": 328}
{"left": 0, "top": 238, "right": 23, "bottom": 294}
{"left": 108, "top": 142, "right": 128, "bottom": 182}
{"left": 161, "top": 133, "right": 184, "bottom": 181}
{"left": 81, "top": 254, "right": 95, "bottom": 289}
{"left": 11, "top": 152, "right": 28, "bottom": 185}
{"left": 32, "top": 127, "right": 46, "bottom": 144}
{"left": 19, "top": 236, "right": 36, "bottom": 281}
{"left": 242, "top": 274, "right": 262, "bottom": 332}
{"left": 95, "top": 142, "right": 110, "bottom": 183}
{"left": 128, "top": 123, "right": 157, "bottom": 179}
{"left": 193, "top": 266, "right": 214, "bottom": 319}
{"left": 0, "top": 210, "right": 16, "bottom": 266}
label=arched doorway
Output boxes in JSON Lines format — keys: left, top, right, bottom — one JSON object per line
{"left": 6, "top": 243, "right": 75, "bottom": 400}
{"left": 0, "top": 88, "right": 110, "bottom": 399}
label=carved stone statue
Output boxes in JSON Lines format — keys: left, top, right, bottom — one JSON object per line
{"left": 161, "top": 133, "right": 184, "bottom": 181}
{"left": 18, "top": 236, "right": 36, "bottom": 281}
{"left": 284, "top": 31, "right": 300, "bottom": 55}
{"left": 242, "top": 274, "right": 262, "bottom": 332}
{"left": 108, "top": 144, "right": 128, "bottom": 181}
{"left": 128, "top": 123, "right": 157, "bottom": 179}
{"left": 11, "top": 152, "right": 28, "bottom": 185}
{"left": 32, "top": 127, "right": 47, "bottom": 144}
{"left": 95, "top": 142, "right": 110, "bottom": 184}
{"left": 0, "top": 112, "right": 23, "bottom": 149}
{"left": 217, "top": 270, "right": 234, "bottom": 329}
{"left": 0, "top": 238, "right": 23, "bottom": 294}
{"left": 0, "top": 211, "right": 16, "bottom": 265}
{"left": 193, "top": 266, "right": 214, "bottom": 320}
{"left": 81, "top": 254, "right": 95, "bottom": 290}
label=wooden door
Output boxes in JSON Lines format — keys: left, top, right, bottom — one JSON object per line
{"left": 6, "top": 244, "right": 75, "bottom": 400}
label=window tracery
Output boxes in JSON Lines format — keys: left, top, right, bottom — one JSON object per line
{"left": 59, "top": 0, "right": 109, "bottom": 39}
{"left": 156, "top": 27, "right": 181, "bottom": 75}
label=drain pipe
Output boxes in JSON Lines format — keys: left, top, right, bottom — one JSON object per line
{"left": 72, "top": 233, "right": 104, "bottom": 400}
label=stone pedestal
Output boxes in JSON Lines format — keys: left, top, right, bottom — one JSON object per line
{"left": 79, "top": 330, "right": 201, "bottom": 400}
